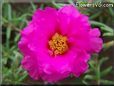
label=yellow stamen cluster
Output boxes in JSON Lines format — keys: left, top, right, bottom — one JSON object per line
{"left": 49, "top": 33, "right": 68, "bottom": 55}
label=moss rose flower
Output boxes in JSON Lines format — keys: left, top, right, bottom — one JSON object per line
{"left": 18, "top": 5, "right": 103, "bottom": 83}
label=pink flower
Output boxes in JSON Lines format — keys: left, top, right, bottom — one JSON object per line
{"left": 18, "top": 5, "right": 103, "bottom": 83}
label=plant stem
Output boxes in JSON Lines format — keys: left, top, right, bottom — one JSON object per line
{"left": 96, "top": 57, "right": 101, "bottom": 85}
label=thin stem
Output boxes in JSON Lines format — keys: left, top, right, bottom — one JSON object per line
{"left": 96, "top": 57, "right": 101, "bottom": 85}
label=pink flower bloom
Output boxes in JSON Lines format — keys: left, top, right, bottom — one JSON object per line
{"left": 18, "top": 5, "right": 103, "bottom": 83}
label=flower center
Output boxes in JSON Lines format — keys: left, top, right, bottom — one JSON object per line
{"left": 49, "top": 33, "right": 68, "bottom": 55}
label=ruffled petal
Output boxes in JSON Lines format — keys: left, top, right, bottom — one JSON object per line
{"left": 72, "top": 60, "right": 89, "bottom": 77}
{"left": 58, "top": 5, "right": 90, "bottom": 36}
{"left": 40, "top": 64, "right": 70, "bottom": 83}
{"left": 32, "top": 7, "right": 57, "bottom": 21}
{"left": 88, "top": 28, "right": 103, "bottom": 53}
{"left": 89, "top": 28, "right": 101, "bottom": 37}
{"left": 21, "top": 55, "right": 40, "bottom": 80}
{"left": 89, "top": 37, "right": 103, "bottom": 53}
{"left": 58, "top": 5, "right": 80, "bottom": 18}
{"left": 71, "top": 51, "right": 90, "bottom": 77}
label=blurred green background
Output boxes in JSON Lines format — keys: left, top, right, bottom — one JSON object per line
{"left": 1, "top": 0, "right": 114, "bottom": 85}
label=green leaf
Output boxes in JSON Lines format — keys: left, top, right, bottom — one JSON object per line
{"left": 6, "top": 26, "right": 11, "bottom": 48}
{"left": 109, "top": 7, "right": 114, "bottom": 16}
{"left": 99, "top": 57, "right": 108, "bottom": 67}
{"left": 89, "top": 60, "right": 96, "bottom": 72}
{"left": 105, "top": 0, "right": 114, "bottom": 3}
{"left": 90, "top": 21, "right": 114, "bottom": 33}
{"left": 100, "top": 80, "right": 114, "bottom": 84}
{"left": 7, "top": 4, "right": 12, "bottom": 21}
{"left": 17, "top": 72, "right": 27, "bottom": 82}
{"left": 90, "top": 12, "right": 101, "bottom": 19}
{"left": 14, "top": 34, "right": 20, "bottom": 42}
{"left": 2, "top": 17, "right": 8, "bottom": 24}
{"left": 103, "top": 41, "right": 114, "bottom": 50}
{"left": 103, "top": 32, "right": 114, "bottom": 36}
{"left": 84, "top": 75, "right": 96, "bottom": 80}
{"left": 101, "top": 66, "right": 112, "bottom": 77}
{"left": 52, "top": 1, "right": 65, "bottom": 8}
{"left": 6, "top": 26, "right": 11, "bottom": 40}
{"left": 30, "top": 2, "right": 36, "bottom": 11}
{"left": 68, "top": 0, "right": 75, "bottom": 6}
{"left": 82, "top": 80, "right": 88, "bottom": 85}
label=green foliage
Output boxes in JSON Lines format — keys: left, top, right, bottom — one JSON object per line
{"left": 83, "top": 57, "right": 114, "bottom": 85}
{"left": 2, "top": 49, "right": 28, "bottom": 84}
{"left": 2, "top": 1, "right": 114, "bottom": 85}
{"left": 2, "top": 3, "right": 31, "bottom": 84}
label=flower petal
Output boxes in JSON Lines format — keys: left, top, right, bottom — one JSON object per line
{"left": 89, "top": 37, "right": 103, "bottom": 53}
{"left": 21, "top": 55, "right": 40, "bottom": 80}
{"left": 71, "top": 51, "right": 90, "bottom": 77}
{"left": 89, "top": 28, "right": 101, "bottom": 37}
{"left": 58, "top": 5, "right": 80, "bottom": 18}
